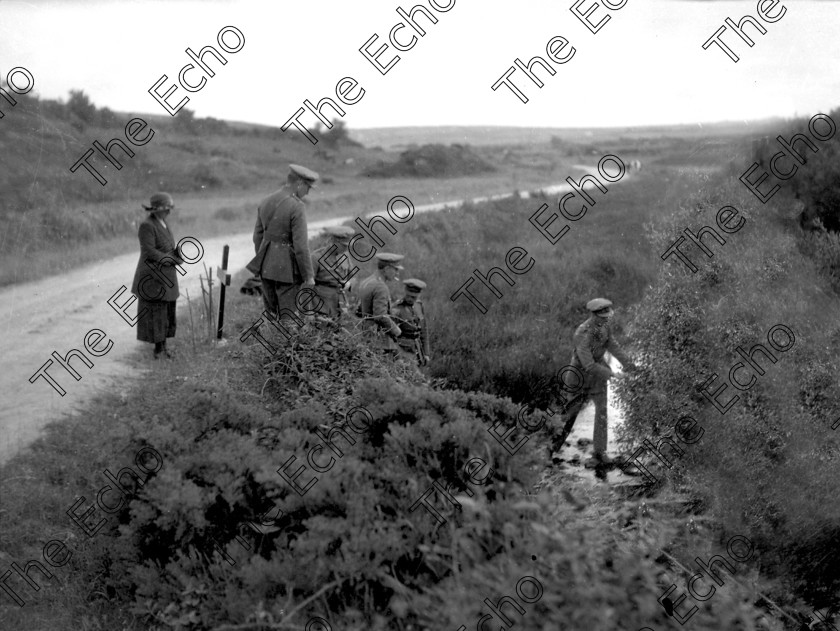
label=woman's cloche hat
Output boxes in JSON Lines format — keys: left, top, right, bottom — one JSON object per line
{"left": 143, "top": 192, "right": 174, "bottom": 211}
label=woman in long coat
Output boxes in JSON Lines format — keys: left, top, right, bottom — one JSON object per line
{"left": 131, "top": 192, "right": 183, "bottom": 359}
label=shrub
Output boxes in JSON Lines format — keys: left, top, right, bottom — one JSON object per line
{"left": 67, "top": 89, "right": 98, "bottom": 125}
{"left": 613, "top": 174, "right": 840, "bottom": 600}
{"left": 68, "top": 322, "right": 549, "bottom": 629}
{"left": 190, "top": 163, "right": 223, "bottom": 188}
{"left": 362, "top": 143, "right": 495, "bottom": 178}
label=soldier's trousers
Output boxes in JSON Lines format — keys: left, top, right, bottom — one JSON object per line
{"left": 261, "top": 278, "right": 299, "bottom": 319}
{"left": 555, "top": 389, "right": 609, "bottom": 455}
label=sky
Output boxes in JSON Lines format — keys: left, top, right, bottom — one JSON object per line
{"left": 0, "top": 0, "right": 838, "bottom": 131}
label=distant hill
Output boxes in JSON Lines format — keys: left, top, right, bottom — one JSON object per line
{"left": 349, "top": 120, "right": 786, "bottom": 150}
{"left": 0, "top": 87, "right": 790, "bottom": 256}
{"left": 0, "top": 89, "right": 374, "bottom": 256}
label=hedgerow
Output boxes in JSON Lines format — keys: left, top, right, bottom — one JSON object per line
{"left": 613, "top": 174, "right": 840, "bottom": 602}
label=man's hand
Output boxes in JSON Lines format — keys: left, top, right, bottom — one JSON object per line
{"left": 303, "top": 277, "right": 315, "bottom": 288}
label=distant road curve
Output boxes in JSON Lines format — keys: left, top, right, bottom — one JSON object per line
{"left": 0, "top": 166, "right": 629, "bottom": 465}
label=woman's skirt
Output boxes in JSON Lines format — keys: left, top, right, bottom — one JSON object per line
{"left": 137, "top": 299, "right": 176, "bottom": 343}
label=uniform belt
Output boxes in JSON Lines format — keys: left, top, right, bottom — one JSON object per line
{"left": 263, "top": 234, "right": 293, "bottom": 244}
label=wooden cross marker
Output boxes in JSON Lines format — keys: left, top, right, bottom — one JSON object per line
{"left": 217, "top": 245, "right": 231, "bottom": 339}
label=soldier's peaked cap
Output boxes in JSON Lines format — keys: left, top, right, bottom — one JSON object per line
{"left": 324, "top": 225, "right": 355, "bottom": 240}
{"left": 375, "top": 252, "right": 404, "bottom": 269}
{"left": 403, "top": 279, "right": 427, "bottom": 292}
{"left": 586, "top": 298, "right": 613, "bottom": 312}
{"left": 289, "top": 164, "right": 320, "bottom": 185}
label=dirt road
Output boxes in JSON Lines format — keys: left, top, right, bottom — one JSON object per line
{"left": 0, "top": 171, "right": 629, "bottom": 466}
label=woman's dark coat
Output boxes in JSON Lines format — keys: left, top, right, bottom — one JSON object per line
{"left": 131, "top": 215, "right": 182, "bottom": 302}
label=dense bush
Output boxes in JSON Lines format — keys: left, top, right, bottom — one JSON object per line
{"left": 613, "top": 174, "right": 840, "bottom": 601}
{"left": 71, "top": 322, "right": 557, "bottom": 629}
{"left": 362, "top": 143, "right": 495, "bottom": 178}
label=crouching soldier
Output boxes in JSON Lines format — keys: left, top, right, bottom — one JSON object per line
{"left": 356, "top": 253, "right": 404, "bottom": 354}
{"left": 393, "top": 278, "right": 430, "bottom": 366}
{"left": 311, "top": 225, "right": 356, "bottom": 318}
{"left": 550, "top": 298, "right": 636, "bottom": 468}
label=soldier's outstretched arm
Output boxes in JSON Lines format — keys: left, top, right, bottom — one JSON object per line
{"left": 606, "top": 335, "right": 634, "bottom": 368}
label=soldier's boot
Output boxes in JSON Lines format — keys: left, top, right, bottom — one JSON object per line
{"left": 584, "top": 453, "right": 617, "bottom": 468}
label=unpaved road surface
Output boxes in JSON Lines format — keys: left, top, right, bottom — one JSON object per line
{"left": 0, "top": 171, "right": 630, "bottom": 466}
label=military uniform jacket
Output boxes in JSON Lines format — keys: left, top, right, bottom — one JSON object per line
{"left": 246, "top": 186, "right": 313, "bottom": 283}
{"left": 131, "top": 215, "right": 182, "bottom": 302}
{"left": 568, "top": 316, "right": 631, "bottom": 393}
{"left": 393, "top": 299, "right": 430, "bottom": 356}
{"left": 356, "top": 274, "right": 400, "bottom": 346}
{"left": 311, "top": 245, "right": 352, "bottom": 288}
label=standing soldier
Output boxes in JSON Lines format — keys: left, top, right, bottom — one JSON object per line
{"left": 551, "top": 298, "right": 635, "bottom": 468}
{"left": 393, "top": 279, "right": 430, "bottom": 366}
{"left": 356, "top": 253, "right": 404, "bottom": 354}
{"left": 246, "top": 164, "right": 318, "bottom": 320}
{"left": 311, "top": 225, "right": 356, "bottom": 318}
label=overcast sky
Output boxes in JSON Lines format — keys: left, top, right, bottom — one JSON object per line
{"left": 1, "top": 0, "right": 838, "bottom": 130}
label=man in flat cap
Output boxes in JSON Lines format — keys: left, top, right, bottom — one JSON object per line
{"left": 246, "top": 164, "right": 318, "bottom": 320}
{"left": 311, "top": 225, "right": 356, "bottom": 318}
{"left": 393, "top": 279, "right": 430, "bottom": 366}
{"left": 356, "top": 253, "right": 405, "bottom": 353}
{"left": 551, "top": 298, "right": 636, "bottom": 469}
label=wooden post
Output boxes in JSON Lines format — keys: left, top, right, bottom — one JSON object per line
{"left": 217, "top": 245, "right": 231, "bottom": 339}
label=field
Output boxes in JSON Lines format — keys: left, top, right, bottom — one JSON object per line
{"left": 1, "top": 90, "right": 779, "bottom": 286}
{"left": 6, "top": 106, "right": 840, "bottom": 630}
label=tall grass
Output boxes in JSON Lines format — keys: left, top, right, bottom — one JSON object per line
{"left": 370, "top": 167, "right": 695, "bottom": 407}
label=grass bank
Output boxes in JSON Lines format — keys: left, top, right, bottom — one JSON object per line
{"left": 0, "top": 270, "right": 787, "bottom": 631}
{"left": 3, "top": 143, "right": 819, "bottom": 630}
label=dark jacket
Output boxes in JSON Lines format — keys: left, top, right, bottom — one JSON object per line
{"left": 311, "top": 244, "right": 352, "bottom": 288}
{"left": 246, "top": 187, "right": 313, "bottom": 283}
{"left": 393, "top": 299, "right": 430, "bottom": 356}
{"left": 356, "top": 274, "right": 401, "bottom": 349}
{"left": 131, "top": 215, "right": 182, "bottom": 302}
{"left": 567, "top": 316, "right": 631, "bottom": 394}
